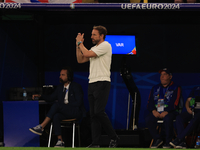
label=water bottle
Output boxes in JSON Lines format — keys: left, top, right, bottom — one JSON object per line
{"left": 23, "top": 87, "right": 27, "bottom": 101}
{"left": 195, "top": 136, "right": 200, "bottom": 148}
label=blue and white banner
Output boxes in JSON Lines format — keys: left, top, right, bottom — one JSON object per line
{"left": 4, "top": 0, "right": 82, "bottom": 3}
{"left": 1, "top": 3, "right": 200, "bottom": 11}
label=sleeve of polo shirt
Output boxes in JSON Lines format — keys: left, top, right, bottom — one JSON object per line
{"left": 91, "top": 42, "right": 111, "bottom": 57}
{"left": 165, "top": 86, "right": 182, "bottom": 113}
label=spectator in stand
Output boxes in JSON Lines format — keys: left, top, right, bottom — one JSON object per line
{"left": 29, "top": 67, "right": 85, "bottom": 148}
{"left": 174, "top": 0, "right": 196, "bottom": 2}
{"left": 140, "top": 0, "right": 174, "bottom": 2}
{"left": 169, "top": 87, "right": 200, "bottom": 149}
{"left": 96, "top": 0, "right": 130, "bottom": 2}
{"left": 145, "top": 68, "right": 182, "bottom": 148}
{"left": 140, "top": 0, "right": 199, "bottom": 2}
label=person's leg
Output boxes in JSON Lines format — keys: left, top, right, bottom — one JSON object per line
{"left": 52, "top": 104, "right": 81, "bottom": 140}
{"left": 52, "top": 113, "right": 66, "bottom": 141}
{"left": 145, "top": 113, "right": 160, "bottom": 140}
{"left": 169, "top": 111, "right": 191, "bottom": 147}
{"left": 46, "top": 102, "right": 61, "bottom": 119}
{"left": 176, "top": 111, "right": 192, "bottom": 138}
{"left": 38, "top": 103, "right": 61, "bottom": 129}
{"left": 29, "top": 103, "right": 60, "bottom": 135}
{"left": 170, "top": 112, "right": 200, "bottom": 148}
{"left": 88, "top": 82, "right": 102, "bottom": 145}
{"left": 40, "top": 117, "right": 51, "bottom": 129}
{"left": 92, "top": 82, "right": 117, "bottom": 140}
{"left": 52, "top": 105, "right": 81, "bottom": 148}
{"left": 88, "top": 81, "right": 118, "bottom": 147}
{"left": 163, "top": 112, "right": 176, "bottom": 144}
{"left": 57, "top": 135, "right": 63, "bottom": 141}
{"left": 178, "top": 112, "right": 200, "bottom": 140}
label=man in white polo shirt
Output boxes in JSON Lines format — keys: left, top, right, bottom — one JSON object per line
{"left": 76, "top": 25, "right": 119, "bottom": 148}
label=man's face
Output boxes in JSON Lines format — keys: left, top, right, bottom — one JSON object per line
{"left": 160, "top": 71, "right": 172, "bottom": 87}
{"left": 59, "top": 69, "right": 68, "bottom": 84}
{"left": 91, "top": 29, "right": 102, "bottom": 45}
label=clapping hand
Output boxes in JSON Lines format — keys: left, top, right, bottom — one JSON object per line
{"left": 76, "top": 33, "right": 84, "bottom": 45}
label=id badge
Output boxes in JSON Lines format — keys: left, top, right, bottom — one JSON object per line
{"left": 157, "top": 99, "right": 164, "bottom": 112}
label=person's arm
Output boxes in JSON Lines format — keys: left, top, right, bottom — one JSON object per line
{"left": 147, "top": 87, "right": 160, "bottom": 118}
{"left": 40, "top": 86, "right": 60, "bottom": 102}
{"left": 160, "top": 86, "right": 181, "bottom": 118}
{"left": 165, "top": 86, "right": 182, "bottom": 113}
{"left": 147, "top": 88, "right": 156, "bottom": 112}
{"left": 32, "top": 94, "right": 41, "bottom": 100}
{"left": 152, "top": 110, "right": 161, "bottom": 118}
{"left": 32, "top": 92, "right": 57, "bottom": 102}
{"left": 159, "top": 111, "right": 168, "bottom": 119}
{"left": 186, "top": 97, "right": 193, "bottom": 114}
{"left": 68, "top": 83, "right": 84, "bottom": 107}
{"left": 78, "top": 42, "right": 97, "bottom": 58}
{"left": 76, "top": 33, "right": 97, "bottom": 63}
{"left": 76, "top": 46, "right": 89, "bottom": 63}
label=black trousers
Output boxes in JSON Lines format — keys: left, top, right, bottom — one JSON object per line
{"left": 176, "top": 111, "right": 200, "bottom": 140}
{"left": 145, "top": 112, "right": 177, "bottom": 143}
{"left": 88, "top": 81, "right": 117, "bottom": 145}
{"left": 46, "top": 102, "right": 81, "bottom": 135}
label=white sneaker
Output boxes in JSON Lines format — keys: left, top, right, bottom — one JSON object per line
{"left": 54, "top": 139, "right": 65, "bottom": 147}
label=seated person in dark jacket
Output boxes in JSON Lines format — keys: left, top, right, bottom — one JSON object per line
{"left": 29, "top": 66, "right": 84, "bottom": 148}
{"left": 145, "top": 68, "right": 182, "bottom": 148}
{"left": 170, "top": 87, "right": 200, "bottom": 149}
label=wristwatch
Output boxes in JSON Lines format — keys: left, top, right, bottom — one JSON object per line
{"left": 77, "top": 41, "right": 82, "bottom": 46}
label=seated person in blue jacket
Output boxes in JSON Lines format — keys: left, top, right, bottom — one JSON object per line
{"left": 170, "top": 87, "right": 200, "bottom": 149}
{"left": 146, "top": 68, "right": 182, "bottom": 148}
{"left": 29, "top": 66, "right": 84, "bottom": 148}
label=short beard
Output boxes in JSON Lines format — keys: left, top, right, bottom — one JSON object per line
{"left": 92, "top": 39, "right": 100, "bottom": 45}
{"left": 59, "top": 78, "right": 68, "bottom": 84}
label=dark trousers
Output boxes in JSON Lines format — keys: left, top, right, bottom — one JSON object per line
{"left": 176, "top": 111, "right": 200, "bottom": 140}
{"left": 46, "top": 102, "right": 81, "bottom": 135}
{"left": 145, "top": 112, "right": 177, "bottom": 143}
{"left": 88, "top": 81, "right": 117, "bottom": 145}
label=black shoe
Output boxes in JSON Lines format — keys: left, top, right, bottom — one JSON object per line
{"left": 87, "top": 144, "right": 100, "bottom": 148}
{"left": 169, "top": 138, "right": 182, "bottom": 147}
{"left": 163, "top": 143, "right": 172, "bottom": 148}
{"left": 151, "top": 139, "right": 163, "bottom": 148}
{"left": 176, "top": 142, "right": 186, "bottom": 149}
{"left": 109, "top": 137, "right": 119, "bottom": 148}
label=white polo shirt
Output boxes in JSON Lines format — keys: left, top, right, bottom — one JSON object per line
{"left": 89, "top": 41, "right": 112, "bottom": 83}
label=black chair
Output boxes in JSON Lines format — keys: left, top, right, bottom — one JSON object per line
{"left": 188, "top": 96, "right": 200, "bottom": 148}
{"left": 48, "top": 118, "right": 80, "bottom": 148}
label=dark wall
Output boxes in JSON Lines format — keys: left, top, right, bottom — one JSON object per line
{"left": 0, "top": 24, "right": 38, "bottom": 101}
{"left": 36, "top": 10, "right": 200, "bottom": 73}
{"left": 0, "top": 10, "right": 200, "bottom": 73}
{"left": 0, "top": 23, "right": 38, "bottom": 139}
